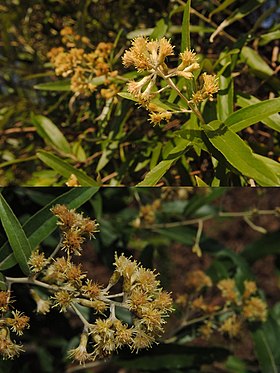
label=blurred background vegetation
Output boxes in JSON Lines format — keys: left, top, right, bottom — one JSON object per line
{"left": 1, "top": 187, "right": 280, "bottom": 372}
{"left": 0, "top": 0, "right": 280, "bottom": 186}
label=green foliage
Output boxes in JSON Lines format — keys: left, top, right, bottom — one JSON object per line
{"left": 0, "top": 0, "right": 279, "bottom": 186}
{"left": 0, "top": 188, "right": 279, "bottom": 372}
{"left": 0, "top": 193, "right": 32, "bottom": 275}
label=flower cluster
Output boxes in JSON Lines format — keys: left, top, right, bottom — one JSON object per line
{"left": 0, "top": 291, "right": 29, "bottom": 360}
{"left": 48, "top": 26, "right": 118, "bottom": 97}
{"left": 176, "top": 270, "right": 267, "bottom": 341}
{"left": 25, "top": 205, "right": 174, "bottom": 365}
{"left": 122, "top": 36, "right": 218, "bottom": 125}
{"left": 50, "top": 204, "right": 99, "bottom": 256}
{"left": 132, "top": 199, "right": 161, "bottom": 227}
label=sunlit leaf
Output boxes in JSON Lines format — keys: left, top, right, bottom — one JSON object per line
{"left": 37, "top": 150, "right": 99, "bottom": 186}
{"left": 0, "top": 194, "right": 31, "bottom": 275}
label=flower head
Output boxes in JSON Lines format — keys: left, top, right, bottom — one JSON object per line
{"left": 0, "top": 328, "right": 24, "bottom": 360}
{"left": 122, "top": 36, "right": 174, "bottom": 71}
{"left": 217, "top": 279, "right": 239, "bottom": 304}
{"left": 5, "top": 311, "right": 30, "bottom": 336}
{"left": 185, "top": 270, "right": 212, "bottom": 291}
{"left": 242, "top": 297, "right": 267, "bottom": 322}
{"left": 243, "top": 280, "right": 257, "bottom": 299}
{"left": 178, "top": 49, "right": 199, "bottom": 71}
{"left": 28, "top": 249, "right": 49, "bottom": 273}
{"left": 219, "top": 314, "right": 242, "bottom": 338}
{"left": 68, "top": 332, "right": 93, "bottom": 364}
{"left": 0, "top": 291, "right": 10, "bottom": 312}
{"left": 30, "top": 290, "right": 51, "bottom": 315}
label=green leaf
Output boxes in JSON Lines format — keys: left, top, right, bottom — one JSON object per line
{"left": 209, "top": 0, "right": 236, "bottom": 18}
{"left": 240, "top": 47, "right": 280, "bottom": 90}
{"left": 241, "top": 231, "right": 280, "bottom": 263}
{"left": 118, "top": 92, "right": 138, "bottom": 102}
{"left": 118, "top": 353, "right": 194, "bottom": 370}
{"left": 210, "top": 0, "right": 265, "bottom": 42}
{"left": 252, "top": 319, "right": 280, "bottom": 373}
{"left": 150, "top": 19, "right": 168, "bottom": 40}
{"left": 203, "top": 120, "right": 279, "bottom": 186}
{"left": 34, "top": 79, "right": 71, "bottom": 91}
{"left": 214, "top": 248, "right": 251, "bottom": 284}
{"left": 259, "top": 30, "right": 280, "bottom": 46}
{"left": 0, "top": 194, "right": 31, "bottom": 275}
{"left": 195, "top": 175, "right": 209, "bottom": 186}
{"left": 154, "top": 226, "right": 195, "bottom": 246}
{"left": 236, "top": 94, "right": 280, "bottom": 132}
{"left": 0, "top": 188, "right": 99, "bottom": 271}
{"left": 31, "top": 114, "right": 72, "bottom": 154}
{"left": 253, "top": 154, "right": 280, "bottom": 184}
{"left": 0, "top": 272, "right": 7, "bottom": 290}
{"left": 137, "top": 138, "right": 191, "bottom": 186}
{"left": 217, "top": 52, "right": 234, "bottom": 121}
{"left": 71, "top": 142, "right": 87, "bottom": 162}
{"left": 181, "top": 0, "right": 191, "bottom": 52}
{"left": 150, "top": 143, "right": 162, "bottom": 170}
{"left": 225, "top": 97, "right": 280, "bottom": 132}
{"left": 37, "top": 150, "right": 99, "bottom": 186}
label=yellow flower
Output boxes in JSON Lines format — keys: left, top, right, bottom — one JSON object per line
{"left": 0, "top": 327, "right": 24, "bottom": 360}
{"left": 82, "top": 279, "right": 103, "bottom": 300}
{"left": 192, "top": 73, "right": 218, "bottom": 103}
{"left": 185, "top": 270, "right": 212, "bottom": 291}
{"left": 133, "top": 267, "right": 160, "bottom": 293}
{"left": 201, "top": 73, "right": 219, "bottom": 98}
{"left": 28, "top": 249, "right": 49, "bottom": 273}
{"left": 219, "top": 314, "right": 242, "bottom": 338}
{"left": 68, "top": 332, "right": 93, "bottom": 364}
{"left": 243, "top": 280, "right": 257, "bottom": 299}
{"left": 192, "top": 296, "right": 208, "bottom": 312}
{"left": 90, "top": 318, "right": 115, "bottom": 355}
{"left": 198, "top": 320, "right": 213, "bottom": 339}
{"left": 52, "top": 290, "right": 73, "bottom": 312}
{"left": 122, "top": 36, "right": 174, "bottom": 71}
{"left": 217, "top": 278, "right": 239, "bottom": 304}
{"left": 139, "top": 305, "right": 165, "bottom": 333}
{"left": 131, "top": 328, "right": 155, "bottom": 352}
{"left": 113, "top": 319, "right": 133, "bottom": 348}
{"left": 178, "top": 49, "right": 199, "bottom": 71}
{"left": 64, "top": 263, "right": 87, "bottom": 288}
{"left": 114, "top": 253, "right": 138, "bottom": 279}
{"left": 152, "top": 291, "right": 173, "bottom": 313}
{"left": 148, "top": 111, "right": 172, "bottom": 126}
{"left": 5, "top": 311, "right": 30, "bottom": 336}
{"left": 242, "top": 297, "right": 267, "bottom": 322}
{"left": 62, "top": 229, "right": 85, "bottom": 256}
{"left": 30, "top": 290, "right": 51, "bottom": 315}
{"left": 127, "top": 288, "right": 151, "bottom": 313}
{"left": 0, "top": 291, "right": 10, "bottom": 312}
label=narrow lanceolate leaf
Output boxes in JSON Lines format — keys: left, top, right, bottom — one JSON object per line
{"left": 210, "top": 0, "right": 265, "bottom": 42}
{"left": 240, "top": 47, "right": 280, "bottom": 90}
{"left": 137, "top": 138, "right": 191, "bottom": 186}
{"left": 225, "top": 97, "right": 280, "bottom": 132}
{"left": 150, "top": 19, "right": 168, "bottom": 40}
{"left": 0, "top": 194, "right": 31, "bottom": 275}
{"left": 195, "top": 175, "right": 209, "bottom": 186}
{"left": 181, "top": 0, "right": 191, "bottom": 52}
{"left": 236, "top": 94, "right": 280, "bottom": 133}
{"left": 203, "top": 120, "right": 279, "bottom": 186}
{"left": 34, "top": 79, "right": 71, "bottom": 91}
{"left": 0, "top": 188, "right": 99, "bottom": 271}
{"left": 252, "top": 321, "right": 280, "bottom": 373}
{"left": 37, "top": 150, "right": 99, "bottom": 186}
{"left": 0, "top": 272, "right": 7, "bottom": 290}
{"left": 217, "top": 53, "right": 233, "bottom": 122}
{"left": 31, "top": 113, "right": 72, "bottom": 154}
